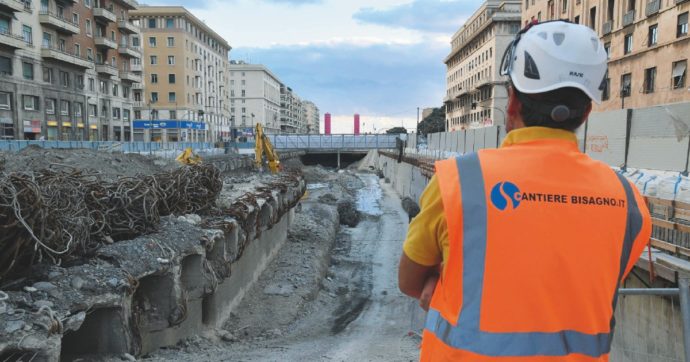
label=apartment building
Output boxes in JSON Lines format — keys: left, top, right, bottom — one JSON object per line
{"left": 228, "top": 61, "right": 282, "bottom": 134}
{"left": 444, "top": 0, "right": 522, "bottom": 131}
{"left": 130, "top": 6, "right": 231, "bottom": 142}
{"left": 0, "top": 0, "right": 140, "bottom": 140}
{"left": 522, "top": 0, "right": 689, "bottom": 111}
{"left": 280, "top": 85, "right": 305, "bottom": 133}
{"left": 302, "top": 100, "right": 320, "bottom": 134}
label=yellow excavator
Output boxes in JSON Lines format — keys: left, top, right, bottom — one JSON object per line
{"left": 176, "top": 147, "right": 202, "bottom": 165}
{"left": 254, "top": 123, "right": 281, "bottom": 173}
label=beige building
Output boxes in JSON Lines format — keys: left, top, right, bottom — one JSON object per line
{"left": 444, "top": 0, "right": 522, "bottom": 131}
{"left": 129, "top": 6, "right": 231, "bottom": 142}
{"left": 302, "top": 100, "right": 320, "bottom": 134}
{"left": 228, "top": 61, "right": 282, "bottom": 134}
{"left": 280, "top": 85, "right": 309, "bottom": 134}
{"left": 0, "top": 0, "right": 140, "bottom": 141}
{"left": 522, "top": 0, "right": 689, "bottom": 111}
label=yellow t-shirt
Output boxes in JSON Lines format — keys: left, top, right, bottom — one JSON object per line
{"left": 402, "top": 127, "right": 579, "bottom": 266}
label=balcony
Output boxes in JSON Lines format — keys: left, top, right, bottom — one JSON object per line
{"left": 38, "top": 11, "right": 80, "bottom": 34}
{"left": 132, "top": 82, "right": 143, "bottom": 89}
{"left": 133, "top": 101, "right": 144, "bottom": 108}
{"left": 131, "top": 63, "right": 143, "bottom": 72}
{"left": 95, "top": 36, "right": 117, "bottom": 49}
{"left": 0, "top": 29, "right": 31, "bottom": 49}
{"left": 646, "top": 0, "right": 660, "bottom": 16}
{"left": 603, "top": 20, "right": 613, "bottom": 35}
{"left": 623, "top": 10, "right": 635, "bottom": 27}
{"left": 676, "top": 0, "right": 688, "bottom": 4}
{"left": 0, "top": 0, "right": 25, "bottom": 12}
{"left": 95, "top": 62, "right": 118, "bottom": 76}
{"left": 117, "top": 19, "right": 139, "bottom": 34}
{"left": 113, "top": 0, "right": 137, "bottom": 10}
{"left": 119, "top": 70, "right": 142, "bottom": 83}
{"left": 93, "top": 7, "right": 116, "bottom": 23}
{"left": 118, "top": 45, "right": 140, "bottom": 58}
{"left": 41, "top": 45, "right": 92, "bottom": 69}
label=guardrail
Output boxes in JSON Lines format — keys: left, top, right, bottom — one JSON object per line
{"left": 269, "top": 134, "right": 401, "bottom": 150}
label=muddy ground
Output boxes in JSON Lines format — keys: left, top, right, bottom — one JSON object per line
{"left": 141, "top": 165, "right": 420, "bottom": 362}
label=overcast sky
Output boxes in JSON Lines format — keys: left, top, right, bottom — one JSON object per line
{"left": 144, "top": 0, "right": 483, "bottom": 133}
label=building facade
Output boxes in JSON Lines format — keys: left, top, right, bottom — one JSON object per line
{"left": 444, "top": 0, "right": 522, "bottom": 131}
{"left": 280, "top": 85, "right": 308, "bottom": 134}
{"left": 0, "top": 0, "right": 140, "bottom": 140}
{"left": 129, "top": 6, "right": 231, "bottom": 142}
{"left": 302, "top": 100, "right": 319, "bottom": 134}
{"left": 522, "top": 0, "right": 689, "bottom": 111}
{"left": 228, "top": 61, "right": 282, "bottom": 134}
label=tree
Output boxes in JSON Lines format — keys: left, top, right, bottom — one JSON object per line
{"left": 386, "top": 126, "right": 407, "bottom": 134}
{"left": 417, "top": 107, "right": 446, "bottom": 136}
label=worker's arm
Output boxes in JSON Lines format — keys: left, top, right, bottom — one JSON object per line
{"left": 622, "top": 183, "right": 653, "bottom": 280}
{"left": 398, "top": 176, "right": 447, "bottom": 305}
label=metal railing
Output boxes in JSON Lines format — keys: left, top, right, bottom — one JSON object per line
{"left": 603, "top": 20, "right": 613, "bottom": 35}
{"left": 646, "top": 0, "right": 660, "bottom": 16}
{"left": 623, "top": 10, "right": 635, "bottom": 27}
{"left": 269, "top": 134, "right": 401, "bottom": 150}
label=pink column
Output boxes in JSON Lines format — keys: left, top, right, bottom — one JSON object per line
{"left": 354, "top": 114, "right": 360, "bottom": 135}
{"left": 325, "top": 113, "right": 331, "bottom": 135}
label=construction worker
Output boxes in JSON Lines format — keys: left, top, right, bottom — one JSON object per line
{"left": 398, "top": 20, "right": 652, "bottom": 361}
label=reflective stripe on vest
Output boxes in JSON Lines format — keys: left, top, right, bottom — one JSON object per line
{"left": 424, "top": 153, "right": 644, "bottom": 358}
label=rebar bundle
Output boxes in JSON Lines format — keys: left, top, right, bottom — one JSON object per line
{"left": 0, "top": 164, "right": 222, "bottom": 283}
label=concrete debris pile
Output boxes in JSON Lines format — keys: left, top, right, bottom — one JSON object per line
{"left": 0, "top": 164, "right": 306, "bottom": 361}
{"left": 0, "top": 164, "right": 222, "bottom": 283}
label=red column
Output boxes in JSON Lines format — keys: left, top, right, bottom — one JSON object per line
{"left": 354, "top": 114, "right": 360, "bottom": 135}
{"left": 325, "top": 113, "right": 331, "bottom": 135}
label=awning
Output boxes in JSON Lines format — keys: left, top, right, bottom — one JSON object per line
{"left": 89, "top": 125, "right": 98, "bottom": 130}
{"left": 62, "top": 122, "right": 72, "bottom": 127}
{"left": 673, "top": 62, "right": 687, "bottom": 78}
{"left": 77, "top": 123, "right": 85, "bottom": 128}
{"left": 47, "top": 121, "right": 58, "bottom": 127}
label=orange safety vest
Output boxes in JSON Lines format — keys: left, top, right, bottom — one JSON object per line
{"left": 421, "top": 139, "right": 647, "bottom": 361}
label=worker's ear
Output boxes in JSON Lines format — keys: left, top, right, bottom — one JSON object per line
{"left": 506, "top": 86, "right": 523, "bottom": 132}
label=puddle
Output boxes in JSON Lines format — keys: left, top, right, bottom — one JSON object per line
{"left": 307, "top": 183, "right": 329, "bottom": 190}
{"left": 356, "top": 174, "right": 382, "bottom": 216}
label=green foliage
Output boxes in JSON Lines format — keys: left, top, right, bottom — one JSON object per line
{"left": 417, "top": 107, "right": 446, "bottom": 136}
{"left": 386, "top": 126, "right": 408, "bottom": 134}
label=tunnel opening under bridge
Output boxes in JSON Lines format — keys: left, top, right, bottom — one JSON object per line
{"left": 300, "top": 152, "right": 367, "bottom": 169}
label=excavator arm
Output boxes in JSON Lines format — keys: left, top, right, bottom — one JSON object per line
{"left": 255, "top": 123, "right": 281, "bottom": 173}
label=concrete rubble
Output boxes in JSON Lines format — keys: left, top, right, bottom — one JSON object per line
{"left": 0, "top": 151, "right": 306, "bottom": 362}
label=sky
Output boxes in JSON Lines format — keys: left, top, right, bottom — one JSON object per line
{"left": 143, "top": 0, "right": 484, "bottom": 133}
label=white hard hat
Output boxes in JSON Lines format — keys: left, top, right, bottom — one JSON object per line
{"left": 500, "top": 21, "right": 608, "bottom": 104}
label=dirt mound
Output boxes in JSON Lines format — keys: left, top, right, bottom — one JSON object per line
{"left": 0, "top": 146, "right": 172, "bottom": 180}
{"left": 337, "top": 199, "right": 360, "bottom": 227}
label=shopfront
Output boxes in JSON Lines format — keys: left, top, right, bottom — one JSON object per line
{"left": 133, "top": 120, "right": 207, "bottom": 143}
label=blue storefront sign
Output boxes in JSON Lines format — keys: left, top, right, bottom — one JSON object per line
{"left": 133, "top": 120, "right": 207, "bottom": 130}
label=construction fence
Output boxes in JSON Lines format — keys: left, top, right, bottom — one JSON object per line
{"left": 0, "top": 140, "right": 224, "bottom": 159}
{"left": 421, "top": 102, "right": 690, "bottom": 173}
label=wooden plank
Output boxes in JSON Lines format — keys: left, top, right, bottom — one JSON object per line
{"left": 650, "top": 238, "right": 681, "bottom": 254}
{"left": 652, "top": 217, "right": 677, "bottom": 229}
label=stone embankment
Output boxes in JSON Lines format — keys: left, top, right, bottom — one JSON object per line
{"left": 0, "top": 155, "right": 305, "bottom": 362}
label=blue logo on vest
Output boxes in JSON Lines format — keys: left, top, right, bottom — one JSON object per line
{"left": 490, "top": 182, "right": 522, "bottom": 211}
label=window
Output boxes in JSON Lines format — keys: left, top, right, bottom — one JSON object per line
{"left": 76, "top": 75, "right": 84, "bottom": 90}
{"left": 165, "top": 18, "right": 174, "bottom": 28}
{"left": 648, "top": 24, "right": 658, "bottom": 46}
{"left": 43, "top": 67, "right": 53, "bottom": 83}
{"left": 23, "top": 95, "right": 38, "bottom": 111}
{"left": 123, "top": 86, "right": 130, "bottom": 99}
{"left": 74, "top": 102, "right": 83, "bottom": 117}
{"left": 151, "top": 74, "right": 158, "bottom": 84}
{"left": 45, "top": 98, "right": 55, "bottom": 114}
{"left": 170, "top": 110, "right": 176, "bottom": 119}
{"left": 644, "top": 67, "right": 656, "bottom": 93}
{"left": 84, "top": 0, "right": 91, "bottom": 7}
{"left": 22, "top": 25, "right": 31, "bottom": 44}
{"left": 88, "top": 78, "right": 95, "bottom": 92}
{"left": 123, "top": 109, "right": 130, "bottom": 121}
{"left": 112, "top": 107, "right": 120, "bottom": 119}
{"left": 673, "top": 60, "right": 687, "bottom": 89}
{"left": 604, "top": 42, "right": 611, "bottom": 59}
{"left": 562, "top": 0, "right": 567, "bottom": 13}
{"left": 0, "top": 56, "right": 10, "bottom": 75}
{"left": 60, "top": 100, "right": 69, "bottom": 115}
{"left": 149, "top": 36, "right": 156, "bottom": 47}
{"left": 0, "top": 92, "right": 10, "bottom": 110}
{"left": 167, "top": 56, "right": 175, "bottom": 65}
{"left": 89, "top": 104, "right": 97, "bottom": 117}
{"left": 85, "top": 19, "right": 92, "bottom": 36}
{"left": 167, "top": 37, "right": 174, "bottom": 47}
{"left": 132, "top": 37, "right": 140, "bottom": 47}
{"left": 59, "top": 71, "right": 69, "bottom": 87}
{"left": 679, "top": 12, "right": 689, "bottom": 38}
{"left": 22, "top": 62, "right": 33, "bottom": 80}
{"left": 168, "top": 92, "right": 176, "bottom": 102}
{"left": 589, "top": 7, "right": 597, "bottom": 30}
{"left": 74, "top": 43, "right": 80, "bottom": 57}
{"left": 574, "top": 15, "right": 580, "bottom": 24}
{"left": 99, "top": 80, "right": 107, "bottom": 94}
{"left": 148, "top": 18, "right": 156, "bottom": 28}
{"left": 168, "top": 74, "right": 175, "bottom": 83}
{"left": 621, "top": 73, "right": 632, "bottom": 97}
{"left": 110, "top": 30, "right": 115, "bottom": 41}
{"left": 112, "top": 83, "right": 118, "bottom": 97}
{"left": 86, "top": 48, "right": 93, "bottom": 61}
{"left": 624, "top": 34, "right": 633, "bottom": 54}
{"left": 72, "top": 13, "right": 78, "bottom": 25}
{"left": 150, "top": 55, "right": 157, "bottom": 65}
{"left": 151, "top": 92, "right": 158, "bottom": 102}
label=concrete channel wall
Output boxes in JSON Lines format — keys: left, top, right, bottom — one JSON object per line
{"left": 0, "top": 158, "right": 306, "bottom": 361}
{"left": 372, "top": 150, "right": 685, "bottom": 361}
